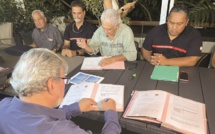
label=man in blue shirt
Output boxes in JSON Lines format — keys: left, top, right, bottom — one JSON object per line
{"left": 0, "top": 48, "right": 121, "bottom": 134}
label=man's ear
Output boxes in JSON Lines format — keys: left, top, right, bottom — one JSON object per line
{"left": 44, "top": 17, "right": 47, "bottom": 23}
{"left": 186, "top": 19, "right": 189, "bottom": 26}
{"left": 47, "top": 78, "right": 56, "bottom": 96}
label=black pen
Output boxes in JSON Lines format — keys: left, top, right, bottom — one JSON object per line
{"left": 129, "top": 73, "right": 136, "bottom": 80}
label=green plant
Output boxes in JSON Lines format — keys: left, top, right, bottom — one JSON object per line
{"left": 81, "top": 0, "right": 160, "bottom": 23}
{"left": 0, "top": 0, "right": 67, "bottom": 33}
{"left": 81, "top": 0, "right": 136, "bottom": 24}
{"left": 175, "top": 0, "right": 215, "bottom": 26}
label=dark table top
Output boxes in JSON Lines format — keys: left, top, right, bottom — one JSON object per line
{"left": 67, "top": 60, "right": 215, "bottom": 134}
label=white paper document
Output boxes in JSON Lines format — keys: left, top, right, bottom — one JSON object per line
{"left": 81, "top": 57, "right": 125, "bottom": 70}
{"left": 125, "top": 90, "right": 167, "bottom": 120}
{"left": 60, "top": 82, "right": 124, "bottom": 111}
{"left": 123, "top": 90, "right": 207, "bottom": 134}
{"left": 164, "top": 95, "right": 207, "bottom": 134}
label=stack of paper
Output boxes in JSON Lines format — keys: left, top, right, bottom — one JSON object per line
{"left": 81, "top": 57, "right": 125, "bottom": 70}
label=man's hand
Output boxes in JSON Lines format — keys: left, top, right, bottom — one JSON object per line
{"left": 29, "top": 43, "right": 37, "bottom": 48}
{"left": 78, "top": 98, "right": 98, "bottom": 112}
{"left": 150, "top": 53, "right": 167, "bottom": 66}
{"left": 153, "top": 53, "right": 168, "bottom": 65}
{"left": 123, "top": 1, "right": 136, "bottom": 12}
{"left": 77, "top": 38, "right": 88, "bottom": 49}
{"left": 61, "top": 49, "right": 76, "bottom": 57}
{"left": 61, "top": 49, "right": 68, "bottom": 56}
{"left": 66, "top": 50, "right": 76, "bottom": 57}
{"left": 99, "top": 57, "right": 115, "bottom": 66}
{"left": 101, "top": 98, "right": 116, "bottom": 111}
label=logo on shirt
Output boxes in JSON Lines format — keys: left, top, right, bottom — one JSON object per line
{"left": 48, "top": 38, "right": 53, "bottom": 42}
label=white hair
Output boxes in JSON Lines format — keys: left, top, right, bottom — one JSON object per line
{"left": 10, "top": 48, "right": 68, "bottom": 97}
{"left": 32, "top": 10, "right": 46, "bottom": 18}
{"left": 101, "top": 9, "right": 122, "bottom": 26}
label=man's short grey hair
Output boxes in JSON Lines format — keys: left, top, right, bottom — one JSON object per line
{"left": 10, "top": 48, "right": 68, "bottom": 97}
{"left": 101, "top": 9, "right": 122, "bottom": 26}
{"left": 32, "top": 10, "right": 46, "bottom": 18}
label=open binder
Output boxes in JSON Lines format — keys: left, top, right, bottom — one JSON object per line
{"left": 123, "top": 90, "right": 207, "bottom": 134}
{"left": 60, "top": 83, "right": 124, "bottom": 112}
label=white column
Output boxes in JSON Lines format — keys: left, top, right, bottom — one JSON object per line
{"left": 159, "top": 0, "right": 175, "bottom": 25}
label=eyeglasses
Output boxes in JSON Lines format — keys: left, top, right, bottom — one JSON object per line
{"left": 58, "top": 77, "right": 70, "bottom": 84}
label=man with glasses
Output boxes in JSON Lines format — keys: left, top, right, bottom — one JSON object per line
{"left": 61, "top": 0, "right": 97, "bottom": 57}
{"left": 31, "top": 10, "right": 63, "bottom": 52}
{"left": 0, "top": 48, "right": 121, "bottom": 134}
{"left": 141, "top": 5, "right": 202, "bottom": 67}
{"left": 77, "top": 9, "right": 137, "bottom": 66}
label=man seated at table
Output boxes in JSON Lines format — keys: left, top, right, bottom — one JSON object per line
{"left": 0, "top": 48, "right": 121, "bottom": 134}
{"left": 141, "top": 4, "right": 202, "bottom": 67}
{"left": 31, "top": 10, "right": 63, "bottom": 52}
{"left": 77, "top": 9, "right": 137, "bottom": 66}
{"left": 61, "top": 0, "right": 97, "bottom": 57}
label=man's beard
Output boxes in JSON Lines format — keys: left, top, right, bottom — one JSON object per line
{"left": 74, "top": 18, "right": 81, "bottom": 23}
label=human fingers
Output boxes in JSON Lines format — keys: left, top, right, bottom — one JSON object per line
{"left": 61, "top": 49, "right": 67, "bottom": 56}
{"left": 79, "top": 98, "right": 97, "bottom": 112}
{"left": 101, "top": 98, "right": 116, "bottom": 111}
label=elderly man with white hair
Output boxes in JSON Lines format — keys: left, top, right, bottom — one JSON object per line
{"left": 0, "top": 48, "right": 121, "bottom": 134}
{"left": 77, "top": 9, "right": 137, "bottom": 66}
{"left": 31, "top": 10, "right": 63, "bottom": 52}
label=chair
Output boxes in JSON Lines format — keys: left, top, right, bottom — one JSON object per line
{"left": 135, "top": 41, "right": 143, "bottom": 60}
{"left": 195, "top": 53, "right": 211, "bottom": 67}
{"left": 208, "top": 46, "right": 215, "bottom": 68}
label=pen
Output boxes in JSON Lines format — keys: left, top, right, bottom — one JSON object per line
{"left": 105, "top": 99, "right": 109, "bottom": 102}
{"left": 129, "top": 73, "right": 136, "bottom": 80}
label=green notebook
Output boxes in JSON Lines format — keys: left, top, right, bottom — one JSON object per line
{"left": 150, "top": 66, "right": 179, "bottom": 82}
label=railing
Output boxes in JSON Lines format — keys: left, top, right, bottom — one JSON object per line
{"left": 64, "top": 19, "right": 215, "bottom": 28}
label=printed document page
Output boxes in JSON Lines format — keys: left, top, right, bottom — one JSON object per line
{"left": 94, "top": 84, "right": 124, "bottom": 111}
{"left": 59, "top": 83, "right": 95, "bottom": 108}
{"left": 81, "top": 57, "right": 103, "bottom": 70}
{"left": 126, "top": 90, "right": 167, "bottom": 120}
{"left": 164, "top": 95, "right": 207, "bottom": 134}
{"left": 81, "top": 57, "right": 125, "bottom": 70}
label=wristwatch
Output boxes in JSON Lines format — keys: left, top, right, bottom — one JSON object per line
{"left": 76, "top": 50, "right": 79, "bottom": 56}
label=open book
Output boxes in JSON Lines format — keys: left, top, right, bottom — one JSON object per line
{"left": 60, "top": 83, "right": 124, "bottom": 112}
{"left": 123, "top": 90, "right": 207, "bottom": 134}
{"left": 81, "top": 57, "right": 125, "bottom": 70}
